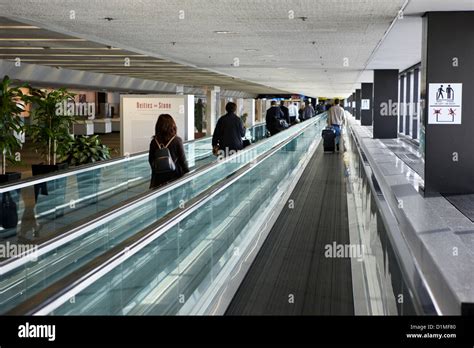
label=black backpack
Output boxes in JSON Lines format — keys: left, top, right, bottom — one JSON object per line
{"left": 151, "top": 136, "right": 177, "bottom": 174}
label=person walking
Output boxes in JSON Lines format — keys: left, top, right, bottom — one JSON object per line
{"left": 328, "top": 99, "right": 346, "bottom": 152}
{"left": 280, "top": 100, "right": 290, "bottom": 125}
{"left": 194, "top": 98, "right": 205, "bottom": 135}
{"left": 302, "top": 100, "right": 315, "bottom": 120}
{"left": 265, "top": 100, "right": 284, "bottom": 136}
{"left": 212, "top": 102, "right": 246, "bottom": 157}
{"left": 149, "top": 114, "right": 189, "bottom": 188}
{"left": 288, "top": 102, "right": 299, "bottom": 123}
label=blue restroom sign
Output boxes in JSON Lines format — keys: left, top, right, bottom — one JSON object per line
{"left": 428, "top": 83, "right": 462, "bottom": 124}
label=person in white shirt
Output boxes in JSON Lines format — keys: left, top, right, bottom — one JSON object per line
{"left": 288, "top": 102, "right": 299, "bottom": 123}
{"left": 328, "top": 98, "right": 346, "bottom": 152}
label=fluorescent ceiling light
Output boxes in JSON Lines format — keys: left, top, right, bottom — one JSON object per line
{"left": 0, "top": 26, "right": 39, "bottom": 29}
{"left": 0, "top": 38, "right": 87, "bottom": 41}
{"left": 0, "top": 53, "right": 146, "bottom": 57}
{"left": 0, "top": 46, "right": 44, "bottom": 49}
{"left": 49, "top": 47, "right": 123, "bottom": 50}
{"left": 15, "top": 59, "right": 169, "bottom": 62}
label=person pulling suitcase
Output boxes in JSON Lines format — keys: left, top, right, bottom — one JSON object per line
{"left": 327, "top": 98, "right": 346, "bottom": 152}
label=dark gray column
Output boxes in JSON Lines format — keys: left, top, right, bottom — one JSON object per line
{"left": 360, "top": 83, "right": 373, "bottom": 126}
{"left": 352, "top": 92, "right": 356, "bottom": 115}
{"left": 405, "top": 71, "right": 412, "bottom": 135}
{"left": 355, "top": 89, "right": 361, "bottom": 120}
{"left": 422, "top": 12, "right": 474, "bottom": 194}
{"left": 399, "top": 75, "right": 405, "bottom": 133}
{"left": 373, "top": 70, "right": 399, "bottom": 139}
{"left": 412, "top": 68, "right": 419, "bottom": 139}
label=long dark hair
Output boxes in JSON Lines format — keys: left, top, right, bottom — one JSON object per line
{"left": 154, "top": 114, "right": 177, "bottom": 144}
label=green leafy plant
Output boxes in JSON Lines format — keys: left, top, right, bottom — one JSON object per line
{"left": 65, "top": 135, "right": 111, "bottom": 166}
{"left": 0, "top": 76, "right": 27, "bottom": 175}
{"left": 26, "top": 88, "right": 76, "bottom": 165}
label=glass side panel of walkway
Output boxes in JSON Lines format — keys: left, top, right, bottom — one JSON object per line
{"left": 0, "top": 117, "right": 324, "bottom": 314}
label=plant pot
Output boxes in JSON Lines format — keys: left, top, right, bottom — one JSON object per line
{"left": 31, "top": 163, "right": 69, "bottom": 218}
{"left": 0, "top": 172, "right": 22, "bottom": 238}
{"left": 194, "top": 131, "right": 207, "bottom": 139}
{"left": 0, "top": 172, "right": 22, "bottom": 185}
{"left": 31, "top": 163, "right": 68, "bottom": 177}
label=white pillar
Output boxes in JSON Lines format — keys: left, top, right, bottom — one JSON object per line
{"left": 243, "top": 99, "right": 256, "bottom": 127}
{"left": 255, "top": 99, "right": 262, "bottom": 123}
{"left": 236, "top": 98, "right": 244, "bottom": 116}
{"left": 184, "top": 95, "right": 194, "bottom": 141}
{"left": 220, "top": 97, "right": 226, "bottom": 116}
{"left": 265, "top": 99, "right": 272, "bottom": 110}
{"left": 205, "top": 88, "right": 217, "bottom": 135}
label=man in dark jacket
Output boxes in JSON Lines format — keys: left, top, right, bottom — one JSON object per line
{"left": 280, "top": 100, "right": 290, "bottom": 124}
{"left": 212, "top": 102, "right": 246, "bottom": 157}
{"left": 266, "top": 100, "right": 284, "bottom": 136}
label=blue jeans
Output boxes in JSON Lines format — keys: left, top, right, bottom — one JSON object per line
{"left": 331, "top": 124, "right": 341, "bottom": 145}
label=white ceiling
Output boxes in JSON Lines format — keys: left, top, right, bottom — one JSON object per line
{"left": 0, "top": 16, "right": 284, "bottom": 95}
{"left": 367, "top": 0, "right": 474, "bottom": 71}
{"left": 0, "top": 0, "right": 473, "bottom": 97}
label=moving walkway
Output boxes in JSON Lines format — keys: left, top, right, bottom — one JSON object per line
{"left": 0, "top": 123, "right": 268, "bottom": 245}
{"left": 1, "top": 116, "right": 327, "bottom": 314}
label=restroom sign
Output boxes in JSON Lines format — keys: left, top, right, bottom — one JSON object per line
{"left": 428, "top": 83, "right": 462, "bottom": 124}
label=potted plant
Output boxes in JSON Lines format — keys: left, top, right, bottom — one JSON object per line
{"left": 26, "top": 88, "right": 76, "bottom": 209}
{"left": 65, "top": 134, "right": 111, "bottom": 166}
{"left": 0, "top": 76, "right": 27, "bottom": 184}
{"left": 64, "top": 135, "right": 111, "bottom": 202}
{"left": 27, "top": 87, "right": 76, "bottom": 176}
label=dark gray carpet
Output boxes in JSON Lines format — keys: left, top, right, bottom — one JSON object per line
{"left": 226, "top": 143, "right": 354, "bottom": 315}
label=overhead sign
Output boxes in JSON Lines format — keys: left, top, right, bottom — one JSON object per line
{"left": 428, "top": 83, "right": 462, "bottom": 124}
{"left": 121, "top": 95, "right": 194, "bottom": 155}
{"left": 361, "top": 99, "right": 370, "bottom": 110}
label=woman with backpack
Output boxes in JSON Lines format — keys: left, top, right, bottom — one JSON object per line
{"left": 148, "top": 114, "right": 189, "bottom": 189}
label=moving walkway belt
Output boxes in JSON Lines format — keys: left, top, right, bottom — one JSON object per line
{"left": 0, "top": 117, "right": 325, "bottom": 314}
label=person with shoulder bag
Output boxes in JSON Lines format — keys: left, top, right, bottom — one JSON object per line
{"left": 148, "top": 114, "right": 190, "bottom": 189}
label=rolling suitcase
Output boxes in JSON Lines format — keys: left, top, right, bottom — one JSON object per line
{"left": 322, "top": 127, "right": 336, "bottom": 152}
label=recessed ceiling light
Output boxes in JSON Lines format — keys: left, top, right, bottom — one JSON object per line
{"left": 214, "top": 31, "right": 238, "bottom": 34}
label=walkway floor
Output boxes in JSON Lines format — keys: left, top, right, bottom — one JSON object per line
{"left": 226, "top": 142, "right": 354, "bottom": 315}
